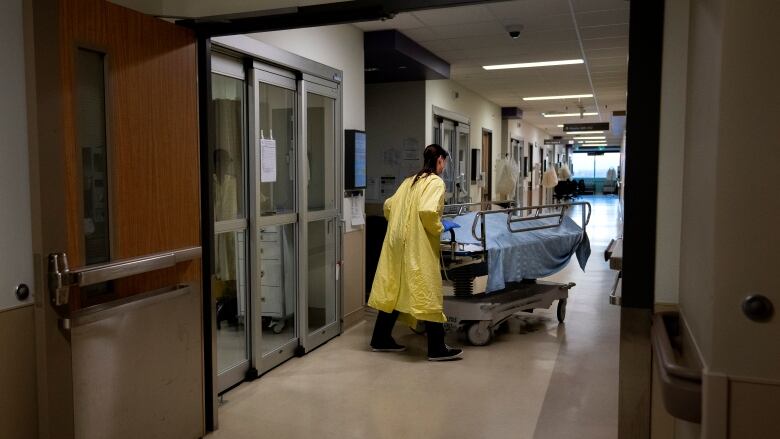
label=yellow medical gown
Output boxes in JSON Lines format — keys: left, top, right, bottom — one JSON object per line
{"left": 368, "top": 174, "right": 446, "bottom": 324}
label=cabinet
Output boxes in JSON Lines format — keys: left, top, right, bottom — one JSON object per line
{"left": 259, "top": 226, "right": 295, "bottom": 328}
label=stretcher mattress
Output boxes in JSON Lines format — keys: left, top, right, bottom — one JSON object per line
{"left": 443, "top": 212, "right": 590, "bottom": 293}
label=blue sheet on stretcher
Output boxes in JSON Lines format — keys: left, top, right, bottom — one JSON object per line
{"left": 443, "top": 212, "right": 591, "bottom": 293}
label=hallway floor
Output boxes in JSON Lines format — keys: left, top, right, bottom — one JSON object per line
{"left": 208, "top": 196, "right": 621, "bottom": 439}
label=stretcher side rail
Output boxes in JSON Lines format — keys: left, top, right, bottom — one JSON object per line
{"left": 443, "top": 200, "right": 516, "bottom": 218}
{"left": 465, "top": 201, "right": 592, "bottom": 249}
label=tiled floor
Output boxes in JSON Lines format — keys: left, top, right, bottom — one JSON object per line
{"left": 208, "top": 196, "right": 621, "bottom": 439}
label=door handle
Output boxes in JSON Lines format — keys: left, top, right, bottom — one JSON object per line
{"left": 47, "top": 247, "right": 202, "bottom": 307}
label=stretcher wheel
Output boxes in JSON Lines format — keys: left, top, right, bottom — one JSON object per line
{"left": 466, "top": 321, "right": 492, "bottom": 346}
{"left": 557, "top": 299, "right": 567, "bottom": 323}
{"left": 271, "top": 320, "right": 285, "bottom": 334}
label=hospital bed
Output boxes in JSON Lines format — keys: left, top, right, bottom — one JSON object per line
{"left": 438, "top": 201, "right": 591, "bottom": 345}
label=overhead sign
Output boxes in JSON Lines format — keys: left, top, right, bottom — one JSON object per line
{"left": 544, "top": 139, "right": 565, "bottom": 145}
{"left": 564, "top": 122, "right": 609, "bottom": 132}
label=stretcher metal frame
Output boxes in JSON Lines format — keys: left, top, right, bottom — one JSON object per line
{"left": 439, "top": 201, "right": 591, "bottom": 346}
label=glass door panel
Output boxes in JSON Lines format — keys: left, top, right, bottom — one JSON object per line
{"left": 307, "top": 219, "right": 336, "bottom": 333}
{"left": 306, "top": 92, "right": 336, "bottom": 212}
{"left": 440, "top": 120, "right": 455, "bottom": 202}
{"left": 455, "top": 124, "right": 470, "bottom": 203}
{"left": 257, "top": 82, "right": 296, "bottom": 216}
{"left": 251, "top": 68, "right": 301, "bottom": 374}
{"left": 215, "top": 230, "right": 249, "bottom": 373}
{"left": 258, "top": 223, "right": 297, "bottom": 357}
{"left": 301, "top": 81, "right": 341, "bottom": 351}
{"left": 212, "top": 71, "right": 250, "bottom": 392}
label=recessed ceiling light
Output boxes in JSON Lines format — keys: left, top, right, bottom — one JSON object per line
{"left": 483, "top": 59, "right": 584, "bottom": 70}
{"left": 523, "top": 94, "right": 593, "bottom": 101}
{"left": 566, "top": 130, "right": 604, "bottom": 135}
{"left": 574, "top": 136, "right": 606, "bottom": 140}
{"left": 543, "top": 112, "right": 598, "bottom": 118}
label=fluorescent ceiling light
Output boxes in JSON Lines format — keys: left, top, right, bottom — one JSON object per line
{"left": 566, "top": 130, "right": 604, "bottom": 135}
{"left": 574, "top": 136, "right": 606, "bottom": 140}
{"left": 557, "top": 125, "right": 564, "bottom": 128}
{"left": 483, "top": 59, "right": 584, "bottom": 70}
{"left": 582, "top": 140, "right": 607, "bottom": 144}
{"left": 581, "top": 144, "right": 607, "bottom": 147}
{"left": 524, "top": 94, "right": 593, "bottom": 101}
{"left": 543, "top": 112, "right": 598, "bottom": 118}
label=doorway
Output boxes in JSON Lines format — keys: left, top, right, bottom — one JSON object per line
{"left": 432, "top": 108, "right": 471, "bottom": 204}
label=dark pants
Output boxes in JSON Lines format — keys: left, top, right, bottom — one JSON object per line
{"left": 371, "top": 310, "right": 447, "bottom": 355}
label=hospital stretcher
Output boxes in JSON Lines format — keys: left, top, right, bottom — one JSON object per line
{"left": 438, "top": 201, "right": 591, "bottom": 346}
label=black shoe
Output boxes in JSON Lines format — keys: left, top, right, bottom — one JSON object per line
{"left": 427, "top": 346, "right": 463, "bottom": 361}
{"left": 370, "top": 340, "right": 407, "bottom": 352}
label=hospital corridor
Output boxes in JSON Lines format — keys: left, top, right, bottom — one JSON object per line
{"left": 208, "top": 196, "right": 622, "bottom": 439}
{"left": 2, "top": 1, "right": 779, "bottom": 439}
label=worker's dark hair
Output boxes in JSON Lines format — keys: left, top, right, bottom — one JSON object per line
{"left": 412, "top": 144, "right": 449, "bottom": 186}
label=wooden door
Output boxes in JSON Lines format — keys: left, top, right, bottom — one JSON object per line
{"left": 32, "top": 1, "right": 203, "bottom": 437}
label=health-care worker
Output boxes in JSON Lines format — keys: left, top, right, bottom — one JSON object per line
{"left": 368, "top": 144, "right": 463, "bottom": 361}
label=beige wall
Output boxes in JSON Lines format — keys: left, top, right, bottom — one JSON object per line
{"left": 708, "top": 0, "right": 780, "bottom": 380}
{"left": 1, "top": 0, "right": 38, "bottom": 437}
{"left": 678, "top": 0, "right": 723, "bottom": 364}
{"left": 681, "top": 0, "right": 780, "bottom": 382}
{"left": 654, "top": 0, "right": 689, "bottom": 306}
{"left": 676, "top": 0, "right": 780, "bottom": 436}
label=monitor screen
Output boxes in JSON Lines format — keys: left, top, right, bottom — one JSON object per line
{"left": 354, "top": 131, "right": 366, "bottom": 188}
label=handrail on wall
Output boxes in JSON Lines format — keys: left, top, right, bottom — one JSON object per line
{"left": 651, "top": 312, "right": 702, "bottom": 423}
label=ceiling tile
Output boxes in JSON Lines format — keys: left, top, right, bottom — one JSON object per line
{"left": 580, "top": 23, "right": 630, "bottom": 40}
{"left": 588, "top": 56, "right": 627, "bottom": 69}
{"left": 487, "top": 0, "right": 572, "bottom": 20}
{"left": 571, "top": 0, "right": 629, "bottom": 13}
{"left": 575, "top": 8, "right": 630, "bottom": 27}
{"left": 412, "top": 5, "right": 497, "bottom": 26}
{"left": 497, "top": 13, "right": 574, "bottom": 33}
{"left": 399, "top": 27, "right": 439, "bottom": 42}
{"left": 428, "top": 20, "right": 506, "bottom": 39}
{"left": 353, "top": 13, "right": 425, "bottom": 31}
{"left": 585, "top": 47, "right": 628, "bottom": 59}
{"left": 582, "top": 36, "right": 629, "bottom": 50}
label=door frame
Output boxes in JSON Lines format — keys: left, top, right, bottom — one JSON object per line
{"left": 481, "top": 128, "right": 492, "bottom": 202}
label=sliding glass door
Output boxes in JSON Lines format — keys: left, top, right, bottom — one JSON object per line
{"left": 250, "top": 65, "right": 301, "bottom": 374}
{"left": 211, "top": 51, "right": 343, "bottom": 388}
{"left": 300, "top": 77, "right": 341, "bottom": 352}
{"left": 211, "top": 61, "right": 251, "bottom": 393}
